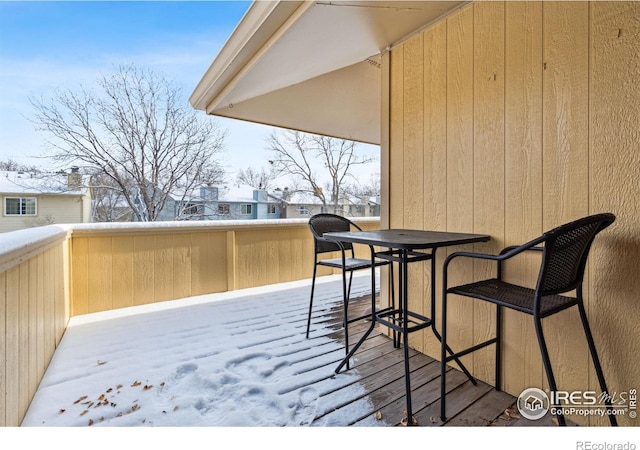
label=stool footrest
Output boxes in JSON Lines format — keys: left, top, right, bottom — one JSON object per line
{"left": 376, "top": 309, "right": 432, "bottom": 333}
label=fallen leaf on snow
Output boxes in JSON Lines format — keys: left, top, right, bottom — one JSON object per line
{"left": 73, "top": 396, "right": 88, "bottom": 404}
{"left": 131, "top": 381, "right": 141, "bottom": 387}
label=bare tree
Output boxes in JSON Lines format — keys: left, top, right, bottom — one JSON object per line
{"left": 0, "top": 159, "right": 40, "bottom": 173}
{"left": 30, "top": 64, "right": 226, "bottom": 221}
{"left": 236, "top": 166, "right": 277, "bottom": 190}
{"left": 266, "top": 130, "right": 375, "bottom": 213}
{"left": 344, "top": 170, "right": 381, "bottom": 198}
{"left": 89, "top": 171, "right": 132, "bottom": 222}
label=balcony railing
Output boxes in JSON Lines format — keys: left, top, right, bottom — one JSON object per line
{"left": 0, "top": 217, "right": 381, "bottom": 426}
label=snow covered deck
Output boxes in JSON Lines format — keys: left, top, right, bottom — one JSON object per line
{"left": 20, "top": 272, "right": 556, "bottom": 428}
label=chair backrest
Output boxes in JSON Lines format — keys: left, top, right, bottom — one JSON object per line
{"left": 537, "top": 213, "right": 615, "bottom": 295}
{"left": 308, "top": 213, "right": 360, "bottom": 254}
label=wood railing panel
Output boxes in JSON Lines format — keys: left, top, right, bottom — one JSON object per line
{"left": 0, "top": 272, "right": 5, "bottom": 426}
{"left": 1, "top": 230, "right": 68, "bottom": 426}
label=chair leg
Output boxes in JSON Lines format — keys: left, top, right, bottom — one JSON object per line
{"left": 440, "top": 291, "right": 448, "bottom": 422}
{"left": 343, "top": 269, "right": 351, "bottom": 370}
{"left": 495, "top": 305, "right": 502, "bottom": 391}
{"left": 534, "top": 315, "right": 566, "bottom": 426}
{"left": 306, "top": 264, "right": 319, "bottom": 339}
{"left": 577, "top": 301, "right": 618, "bottom": 426}
{"left": 389, "top": 263, "right": 398, "bottom": 347}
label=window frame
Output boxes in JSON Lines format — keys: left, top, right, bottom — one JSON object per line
{"left": 217, "top": 203, "right": 231, "bottom": 215}
{"left": 241, "top": 204, "right": 253, "bottom": 215}
{"left": 4, "top": 196, "right": 38, "bottom": 216}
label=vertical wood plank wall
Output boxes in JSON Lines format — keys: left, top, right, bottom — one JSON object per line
{"left": 69, "top": 219, "right": 379, "bottom": 315}
{"left": 1, "top": 238, "right": 69, "bottom": 426}
{"left": 387, "top": 1, "right": 639, "bottom": 426}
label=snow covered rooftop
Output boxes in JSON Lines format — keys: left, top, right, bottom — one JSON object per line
{"left": 0, "top": 170, "right": 89, "bottom": 195}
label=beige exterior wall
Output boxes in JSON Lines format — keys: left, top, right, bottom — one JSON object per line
{"left": 386, "top": 1, "right": 639, "bottom": 425}
{"left": 0, "top": 194, "right": 91, "bottom": 234}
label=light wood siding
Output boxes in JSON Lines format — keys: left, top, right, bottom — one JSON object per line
{"left": 387, "top": 1, "right": 639, "bottom": 425}
{"left": 69, "top": 219, "right": 380, "bottom": 315}
{"left": 1, "top": 237, "right": 69, "bottom": 426}
{"left": 589, "top": 0, "right": 640, "bottom": 426}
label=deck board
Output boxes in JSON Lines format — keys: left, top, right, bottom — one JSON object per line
{"left": 312, "top": 293, "right": 567, "bottom": 427}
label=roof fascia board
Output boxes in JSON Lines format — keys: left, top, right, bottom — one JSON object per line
{"left": 190, "top": 1, "right": 310, "bottom": 111}
{"left": 386, "top": 1, "right": 471, "bottom": 52}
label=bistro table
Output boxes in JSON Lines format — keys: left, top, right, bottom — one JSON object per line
{"left": 323, "top": 228, "right": 490, "bottom": 425}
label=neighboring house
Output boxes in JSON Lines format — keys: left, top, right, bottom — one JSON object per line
{"left": 270, "top": 187, "right": 380, "bottom": 219}
{"left": 0, "top": 168, "right": 91, "bottom": 233}
{"left": 160, "top": 184, "right": 282, "bottom": 221}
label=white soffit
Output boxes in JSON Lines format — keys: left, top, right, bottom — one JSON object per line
{"left": 190, "top": 1, "right": 467, "bottom": 144}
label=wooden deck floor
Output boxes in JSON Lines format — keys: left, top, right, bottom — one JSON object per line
{"left": 311, "top": 293, "right": 562, "bottom": 427}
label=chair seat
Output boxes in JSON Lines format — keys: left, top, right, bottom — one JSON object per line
{"left": 317, "top": 257, "right": 388, "bottom": 271}
{"left": 448, "top": 278, "right": 578, "bottom": 318}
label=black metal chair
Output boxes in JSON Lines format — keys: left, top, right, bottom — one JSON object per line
{"left": 306, "top": 213, "right": 393, "bottom": 368}
{"left": 440, "top": 213, "right": 617, "bottom": 426}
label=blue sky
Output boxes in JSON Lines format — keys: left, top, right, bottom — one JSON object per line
{"left": 0, "top": 1, "right": 288, "bottom": 180}
{"left": 0, "top": 0, "right": 379, "bottom": 187}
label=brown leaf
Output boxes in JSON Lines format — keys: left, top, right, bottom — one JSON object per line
{"left": 98, "top": 394, "right": 105, "bottom": 401}
{"left": 97, "top": 360, "right": 107, "bottom": 366}
{"left": 80, "top": 410, "right": 89, "bottom": 416}
{"left": 375, "top": 411, "right": 383, "bottom": 420}
{"left": 131, "top": 404, "right": 139, "bottom": 412}
{"left": 99, "top": 417, "right": 104, "bottom": 422}
{"left": 160, "top": 382, "right": 165, "bottom": 387}
{"left": 131, "top": 381, "right": 141, "bottom": 387}
{"left": 59, "top": 409, "right": 66, "bottom": 414}
{"left": 74, "top": 395, "right": 88, "bottom": 404}
{"left": 173, "top": 406, "right": 179, "bottom": 412}
{"left": 88, "top": 419, "right": 94, "bottom": 426}
{"left": 116, "top": 384, "right": 123, "bottom": 389}
{"left": 143, "top": 385, "right": 153, "bottom": 391}
{"left": 504, "top": 407, "right": 521, "bottom": 419}
{"left": 106, "top": 388, "right": 113, "bottom": 393}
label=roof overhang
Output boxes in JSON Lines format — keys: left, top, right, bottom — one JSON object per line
{"left": 190, "top": 1, "right": 468, "bottom": 145}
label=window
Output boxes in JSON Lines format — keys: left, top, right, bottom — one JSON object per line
{"left": 241, "top": 204, "right": 253, "bottom": 215}
{"left": 182, "top": 203, "right": 203, "bottom": 217}
{"left": 267, "top": 204, "right": 277, "bottom": 214}
{"left": 5, "top": 197, "right": 37, "bottom": 216}
{"left": 218, "top": 203, "right": 230, "bottom": 215}
{"left": 298, "top": 205, "right": 310, "bottom": 215}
